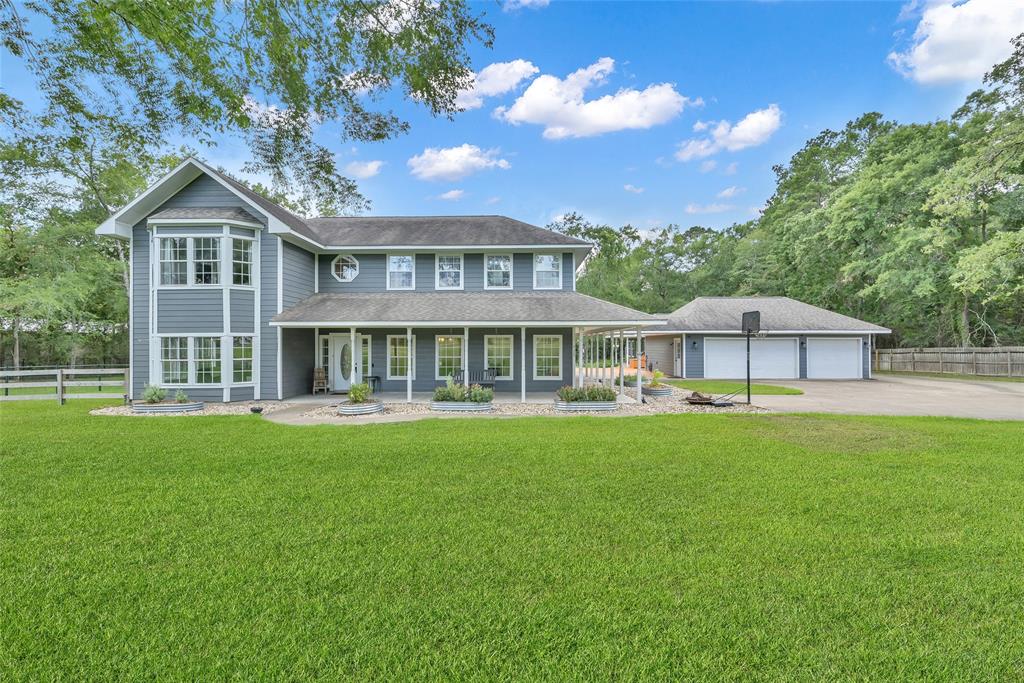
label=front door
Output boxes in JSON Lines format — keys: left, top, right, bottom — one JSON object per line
{"left": 673, "top": 338, "right": 682, "bottom": 377}
{"left": 331, "top": 335, "right": 363, "bottom": 392}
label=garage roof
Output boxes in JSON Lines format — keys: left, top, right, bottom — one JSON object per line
{"left": 658, "top": 296, "right": 891, "bottom": 334}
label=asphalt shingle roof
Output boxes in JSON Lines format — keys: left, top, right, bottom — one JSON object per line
{"left": 272, "top": 292, "right": 665, "bottom": 326}
{"left": 303, "top": 215, "right": 591, "bottom": 248}
{"left": 662, "top": 296, "right": 890, "bottom": 333}
{"left": 149, "top": 206, "right": 262, "bottom": 222}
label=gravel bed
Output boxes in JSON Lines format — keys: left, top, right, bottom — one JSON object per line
{"left": 299, "top": 386, "right": 767, "bottom": 421}
{"left": 91, "top": 401, "right": 296, "bottom": 417}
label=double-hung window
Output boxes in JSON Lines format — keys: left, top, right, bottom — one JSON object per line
{"left": 387, "top": 335, "right": 415, "bottom": 379}
{"left": 193, "top": 238, "right": 220, "bottom": 285}
{"left": 161, "top": 337, "right": 188, "bottom": 384}
{"left": 533, "top": 335, "right": 562, "bottom": 380}
{"left": 159, "top": 238, "right": 188, "bottom": 285}
{"left": 485, "top": 254, "right": 512, "bottom": 289}
{"left": 388, "top": 255, "right": 415, "bottom": 290}
{"left": 435, "top": 335, "right": 464, "bottom": 379}
{"left": 484, "top": 335, "right": 513, "bottom": 380}
{"left": 194, "top": 337, "right": 221, "bottom": 383}
{"left": 233, "top": 336, "right": 253, "bottom": 383}
{"left": 436, "top": 255, "right": 463, "bottom": 290}
{"left": 533, "top": 254, "right": 561, "bottom": 289}
{"left": 232, "top": 239, "right": 252, "bottom": 286}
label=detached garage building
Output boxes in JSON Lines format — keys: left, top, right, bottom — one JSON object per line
{"left": 643, "top": 296, "right": 890, "bottom": 380}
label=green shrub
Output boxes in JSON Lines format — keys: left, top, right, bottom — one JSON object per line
{"left": 468, "top": 384, "right": 493, "bottom": 403}
{"left": 650, "top": 370, "right": 665, "bottom": 387}
{"left": 433, "top": 377, "right": 468, "bottom": 402}
{"left": 142, "top": 384, "right": 166, "bottom": 404}
{"left": 348, "top": 382, "right": 371, "bottom": 404}
{"left": 174, "top": 389, "right": 189, "bottom": 403}
{"left": 556, "top": 385, "right": 617, "bottom": 402}
{"left": 622, "top": 374, "right": 639, "bottom": 384}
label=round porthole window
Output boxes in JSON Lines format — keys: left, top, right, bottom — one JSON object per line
{"left": 332, "top": 254, "right": 359, "bottom": 282}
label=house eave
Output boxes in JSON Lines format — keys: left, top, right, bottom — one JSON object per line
{"left": 270, "top": 319, "right": 667, "bottom": 328}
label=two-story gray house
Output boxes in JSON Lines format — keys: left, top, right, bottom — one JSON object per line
{"left": 96, "top": 158, "right": 664, "bottom": 402}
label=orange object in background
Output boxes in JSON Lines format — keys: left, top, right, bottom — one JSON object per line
{"left": 628, "top": 355, "right": 647, "bottom": 370}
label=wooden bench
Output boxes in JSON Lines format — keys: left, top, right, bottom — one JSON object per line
{"left": 452, "top": 368, "right": 497, "bottom": 388}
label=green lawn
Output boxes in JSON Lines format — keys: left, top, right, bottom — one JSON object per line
{"left": 667, "top": 378, "right": 804, "bottom": 395}
{"left": 3, "top": 401, "right": 1023, "bottom": 679}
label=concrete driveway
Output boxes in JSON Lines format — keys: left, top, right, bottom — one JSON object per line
{"left": 752, "top": 375, "right": 1024, "bottom": 420}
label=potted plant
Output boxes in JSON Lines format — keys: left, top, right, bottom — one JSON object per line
{"left": 132, "top": 384, "right": 205, "bottom": 413}
{"left": 430, "top": 377, "right": 494, "bottom": 412}
{"left": 338, "top": 382, "right": 383, "bottom": 415}
{"left": 553, "top": 384, "right": 619, "bottom": 412}
{"left": 642, "top": 370, "right": 673, "bottom": 397}
{"left": 621, "top": 373, "right": 639, "bottom": 387}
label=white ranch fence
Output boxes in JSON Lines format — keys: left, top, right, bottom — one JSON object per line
{"left": 874, "top": 347, "right": 1024, "bottom": 379}
{"left": 0, "top": 367, "right": 128, "bottom": 403}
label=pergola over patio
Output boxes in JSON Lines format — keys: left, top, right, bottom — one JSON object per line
{"left": 271, "top": 291, "right": 666, "bottom": 402}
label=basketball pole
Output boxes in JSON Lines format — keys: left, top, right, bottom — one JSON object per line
{"left": 746, "top": 331, "right": 751, "bottom": 405}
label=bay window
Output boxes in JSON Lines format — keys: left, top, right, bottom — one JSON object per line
{"left": 233, "top": 336, "right": 253, "bottom": 383}
{"left": 160, "top": 337, "right": 188, "bottom": 384}
{"left": 232, "top": 239, "right": 252, "bottom": 286}
{"left": 159, "top": 238, "right": 188, "bottom": 285}
{"left": 194, "top": 337, "right": 221, "bottom": 383}
{"left": 193, "top": 238, "right": 220, "bottom": 285}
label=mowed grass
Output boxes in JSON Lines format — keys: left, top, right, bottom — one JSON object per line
{"left": 668, "top": 378, "right": 804, "bottom": 395}
{"left": 2, "top": 402, "right": 1023, "bottom": 679}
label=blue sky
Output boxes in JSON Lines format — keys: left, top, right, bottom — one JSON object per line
{"left": 4, "top": 0, "right": 1022, "bottom": 230}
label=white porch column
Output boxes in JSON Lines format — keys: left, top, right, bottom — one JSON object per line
{"left": 636, "top": 330, "right": 643, "bottom": 403}
{"left": 406, "top": 327, "right": 413, "bottom": 403}
{"left": 618, "top": 330, "right": 625, "bottom": 395}
{"left": 520, "top": 326, "right": 526, "bottom": 403}
{"left": 350, "top": 327, "right": 356, "bottom": 390}
{"left": 463, "top": 326, "right": 469, "bottom": 387}
{"left": 577, "top": 330, "right": 584, "bottom": 387}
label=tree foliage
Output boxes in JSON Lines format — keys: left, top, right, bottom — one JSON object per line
{"left": 1, "top": 0, "right": 492, "bottom": 213}
{"left": 570, "top": 37, "right": 1024, "bottom": 347}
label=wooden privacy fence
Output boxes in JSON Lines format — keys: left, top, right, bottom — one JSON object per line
{"left": 874, "top": 347, "right": 1024, "bottom": 378}
{"left": 0, "top": 367, "right": 128, "bottom": 403}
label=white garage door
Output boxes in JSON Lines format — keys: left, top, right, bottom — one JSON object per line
{"left": 704, "top": 338, "right": 798, "bottom": 379}
{"left": 807, "top": 338, "right": 862, "bottom": 379}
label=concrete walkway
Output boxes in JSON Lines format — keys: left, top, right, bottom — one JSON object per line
{"left": 752, "top": 375, "right": 1023, "bottom": 420}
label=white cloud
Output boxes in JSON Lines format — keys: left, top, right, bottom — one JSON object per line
{"left": 344, "top": 159, "right": 384, "bottom": 179}
{"left": 485, "top": 196, "right": 501, "bottom": 205}
{"left": 623, "top": 184, "right": 645, "bottom": 194}
{"left": 685, "top": 202, "right": 733, "bottom": 215}
{"left": 717, "top": 185, "right": 745, "bottom": 199}
{"left": 675, "top": 104, "right": 782, "bottom": 161}
{"left": 724, "top": 162, "right": 739, "bottom": 175}
{"left": 699, "top": 160, "right": 717, "bottom": 173}
{"left": 888, "top": 0, "right": 1024, "bottom": 84}
{"left": 407, "top": 144, "right": 511, "bottom": 181}
{"left": 502, "top": 0, "right": 549, "bottom": 11}
{"left": 496, "top": 57, "right": 698, "bottom": 139}
{"left": 437, "top": 189, "right": 465, "bottom": 201}
{"left": 456, "top": 59, "right": 539, "bottom": 109}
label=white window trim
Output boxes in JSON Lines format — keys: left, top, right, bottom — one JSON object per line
{"left": 330, "top": 254, "right": 360, "bottom": 283}
{"left": 192, "top": 237, "right": 222, "bottom": 287}
{"left": 532, "top": 253, "right": 563, "bottom": 290}
{"left": 434, "top": 334, "right": 465, "bottom": 380}
{"left": 155, "top": 333, "right": 256, "bottom": 387}
{"left": 483, "top": 253, "right": 514, "bottom": 290}
{"left": 159, "top": 336, "right": 189, "bottom": 386}
{"left": 386, "top": 253, "right": 416, "bottom": 291}
{"left": 155, "top": 232, "right": 256, "bottom": 291}
{"left": 484, "top": 334, "right": 514, "bottom": 380}
{"left": 435, "top": 253, "right": 464, "bottom": 291}
{"left": 231, "top": 237, "right": 254, "bottom": 287}
{"left": 192, "top": 335, "right": 223, "bottom": 385}
{"left": 232, "top": 335, "right": 255, "bottom": 384}
{"left": 386, "top": 334, "right": 416, "bottom": 380}
{"left": 532, "top": 334, "right": 563, "bottom": 381}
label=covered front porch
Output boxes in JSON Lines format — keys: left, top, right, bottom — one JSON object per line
{"left": 270, "top": 290, "right": 666, "bottom": 403}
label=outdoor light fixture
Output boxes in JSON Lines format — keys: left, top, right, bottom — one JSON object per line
{"left": 800, "top": 340, "right": 806, "bottom": 348}
{"left": 691, "top": 340, "right": 698, "bottom": 349}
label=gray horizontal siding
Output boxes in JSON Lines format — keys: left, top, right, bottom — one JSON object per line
{"left": 154, "top": 226, "right": 223, "bottom": 236}
{"left": 230, "top": 386, "right": 255, "bottom": 402}
{"left": 230, "top": 289, "right": 255, "bottom": 333}
{"left": 281, "top": 327, "right": 314, "bottom": 398}
{"left": 281, "top": 240, "right": 315, "bottom": 308}
{"left": 157, "top": 290, "right": 223, "bottom": 334}
{"left": 645, "top": 336, "right": 674, "bottom": 375}
{"left": 158, "top": 175, "right": 265, "bottom": 224}
{"left": 132, "top": 222, "right": 150, "bottom": 398}
{"left": 685, "top": 334, "right": 704, "bottom": 378}
{"left": 317, "top": 251, "right": 576, "bottom": 292}
{"left": 260, "top": 236, "right": 278, "bottom": 400}
{"left": 230, "top": 226, "right": 256, "bottom": 237}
